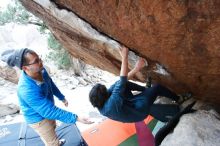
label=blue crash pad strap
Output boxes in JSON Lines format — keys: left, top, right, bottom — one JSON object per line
{"left": 18, "top": 123, "right": 28, "bottom": 146}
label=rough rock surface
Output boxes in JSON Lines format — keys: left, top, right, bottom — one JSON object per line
{"left": 0, "top": 62, "right": 18, "bottom": 83}
{"left": 161, "top": 110, "right": 220, "bottom": 146}
{"left": 20, "top": 0, "right": 220, "bottom": 104}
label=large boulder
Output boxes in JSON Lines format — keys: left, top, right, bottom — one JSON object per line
{"left": 161, "top": 110, "right": 220, "bottom": 146}
{"left": 20, "top": 0, "right": 220, "bottom": 104}
{"left": 0, "top": 62, "right": 18, "bottom": 83}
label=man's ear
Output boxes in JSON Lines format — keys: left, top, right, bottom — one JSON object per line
{"left": 22, "top": 65, "right": 28, "bottom": 71}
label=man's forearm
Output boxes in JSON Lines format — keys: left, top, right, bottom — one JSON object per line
{"left": 120, "top": 56, "right": 128, "bottom": 76}
{"left": 128, "top": 68, "right": 139, "bottom": 80}
{"left": 128, "top": 57, "right": 145, "bottom": 80}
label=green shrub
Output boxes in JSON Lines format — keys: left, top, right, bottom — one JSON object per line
{"left": 0, "top": 0, "right": 72, "bottom": 70}
{"left": 47, "top": 33, "right": 72, "bottom": 70}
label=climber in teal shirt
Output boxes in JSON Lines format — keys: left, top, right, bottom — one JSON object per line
{"left": 89, "top": 47, "right": 183, "bottom": 123}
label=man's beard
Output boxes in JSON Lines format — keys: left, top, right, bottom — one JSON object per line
{"left": 37, "top": 66, "right": 43, "bottom": 73}
{"left": 30, "top": 65, "right": 43, "bottom": 73}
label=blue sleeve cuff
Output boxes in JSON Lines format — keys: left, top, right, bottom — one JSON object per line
{"left": 120, "top": 76, "right": 127, "bottom": 82}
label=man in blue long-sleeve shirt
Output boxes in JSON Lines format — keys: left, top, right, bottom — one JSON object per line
{"left": 89, "top": 47, "right": 186, "bottom": 123}
{"left": 1, "top": 48, "right": 93, "bottom": 146}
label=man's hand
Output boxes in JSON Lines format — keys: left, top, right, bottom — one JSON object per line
{"left": 127, "top": 57, "right": 146, "bottom": 80}
{"left": 77, "top": 117, "right": 94, "bottom": 124}
{"left": 119, "top": 46, "right": 128, "bottom": 59}
{"left": 134, "top": 57, "right": 145, "bottom": 71}
{"left": 62, "top": 99, "right": 68, "bottom": 107}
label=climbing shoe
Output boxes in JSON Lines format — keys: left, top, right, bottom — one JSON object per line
{"left": 177, "top": 92, "right": 193, "bottom": 104}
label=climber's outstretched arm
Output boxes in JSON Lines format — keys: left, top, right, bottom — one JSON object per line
{"left": 128, "top": 57, "right": 145, "bottom": 80}
{"left": 119, "top": 47, "right": 129, "bottom": 77}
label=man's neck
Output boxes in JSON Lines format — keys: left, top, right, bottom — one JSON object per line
{"left": 25, "top": 71, "right": 43, "bottom": 82}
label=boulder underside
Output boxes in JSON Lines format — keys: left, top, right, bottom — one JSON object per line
{"left": 20, "top": 0, "right": 220, "bottom": 105}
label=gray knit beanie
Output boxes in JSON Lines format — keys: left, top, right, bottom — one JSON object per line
{"left": 1, "top": 48, "right": 28, "bottom": 69}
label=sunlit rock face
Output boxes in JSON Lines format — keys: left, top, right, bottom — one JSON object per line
{"left": 20, "top": 0, "right": 220, "bottom": 105}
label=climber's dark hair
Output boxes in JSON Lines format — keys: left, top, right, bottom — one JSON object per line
{"left": 89, "top": 83, "right": 109, "bottom": 109}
